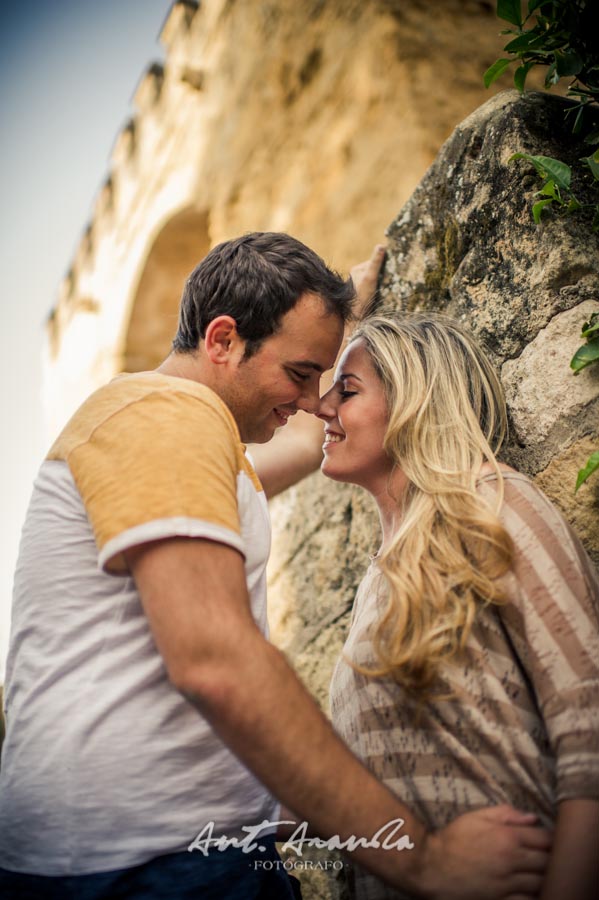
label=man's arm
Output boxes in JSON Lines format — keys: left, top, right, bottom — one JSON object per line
{"left": 540, "top": 799, "right": 599, "bottom": 900}
{"left": 126, "top": 537, "right": 550, "bottom": 899}
{"left": 248, "top": 409, "right": 326, "bottom": 499}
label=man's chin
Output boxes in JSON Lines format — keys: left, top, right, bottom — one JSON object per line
{"left": 245, "top": 426, "right": 277, "bottom": 445}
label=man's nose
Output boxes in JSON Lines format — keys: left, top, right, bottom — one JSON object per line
{"left": 296, "top": 380, "right": 321, "bottom": 415}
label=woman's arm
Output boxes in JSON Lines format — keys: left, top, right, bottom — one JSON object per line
{"left": 540, "top": 798, "right": 599, "bottom": 900}
{"left": 493, "top": 479, "right": 599, "bottom": 899}
{"left": 250, "top": 244, "right": 386, "bottom": 498}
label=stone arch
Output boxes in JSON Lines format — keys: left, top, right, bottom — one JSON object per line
{"left": 122, "top": 207, "right": 211, "bottom": 372}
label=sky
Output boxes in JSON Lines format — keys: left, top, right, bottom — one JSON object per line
{"left": 0, "top": 0, "right": 173, "bottom": 678}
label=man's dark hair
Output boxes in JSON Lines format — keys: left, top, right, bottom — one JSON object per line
{"left": 172, "top": 232, "right": 355, "bottom": 358}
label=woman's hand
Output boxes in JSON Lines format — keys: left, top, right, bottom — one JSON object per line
{"left": 350, "top": 244, "right": 386, "bottom": 318}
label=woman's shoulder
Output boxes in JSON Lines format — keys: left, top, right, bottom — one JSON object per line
{"left": 477, "top": 461, "right": 556, "bottom": 521}
{"left": 476, "top": 463, "right": 542, "bottom": 517}
{"left": 477, "top": 461, "right": 527, "bottom": 483}
{"left": 476, "top": 462, "right": 544, "bottom": 506}
{"left": 477, "top": 463, "right": 598, "bottom": 588}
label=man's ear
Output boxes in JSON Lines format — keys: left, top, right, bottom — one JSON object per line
{"left": 204, "top": 316, "right": 243, "bottom": 364}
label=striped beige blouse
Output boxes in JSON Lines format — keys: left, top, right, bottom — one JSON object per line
{"left": 329, "top": 472, "right": 599, "bottom": 900}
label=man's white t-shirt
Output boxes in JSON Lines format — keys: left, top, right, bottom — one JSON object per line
{"left": 0, "top": 373, "right": 277, "bottom": 875}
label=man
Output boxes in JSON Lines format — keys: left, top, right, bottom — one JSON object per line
{"left": 0, "top": 233, "right": 550, "bottom": 899}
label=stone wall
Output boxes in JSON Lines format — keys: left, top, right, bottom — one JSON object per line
{"left": 376, "top": 90, "right": 599, "bottom": 566}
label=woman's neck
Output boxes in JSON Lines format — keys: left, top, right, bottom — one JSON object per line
{"left": 370, "top": 468, "right": 408, "bottom": 556}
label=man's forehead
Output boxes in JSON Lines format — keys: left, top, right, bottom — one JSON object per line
{"left": 269, "top": 299, "right": 344, "bottom": 369}
{"left": 287, "top": 359, "right": 326, "bottom": 373}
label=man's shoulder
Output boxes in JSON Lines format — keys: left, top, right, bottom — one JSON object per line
{"left": 89, "top": 372, "right": 236, "bottom": 422}
{"left": 48, "top": 373, "right": 240, "bottom": 461}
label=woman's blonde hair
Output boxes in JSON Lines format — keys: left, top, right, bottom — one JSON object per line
{"left": 351, "top": 311, "right": 514, "bottom": 699}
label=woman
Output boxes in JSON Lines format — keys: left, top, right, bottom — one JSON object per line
{"left": 316, "top": 312, "right": 599, "bottom": 900}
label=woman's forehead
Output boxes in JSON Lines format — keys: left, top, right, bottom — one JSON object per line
{"left": 336, "top": 338, "right": 370, "bottom": 376}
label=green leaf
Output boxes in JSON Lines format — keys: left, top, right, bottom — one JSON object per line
{"left": 584, "top": 129, "right": 599, "bottom": 145}
{"left": 538, "top": 180, "right": 559, "bottom": 199}
{"left": 582, "top": 151, "right": 599, "bottom": 181}
{"left": 497, "top": 0, "right": 523, "bottom": 27}
{"left": 504, "top": 31, "right": 544, "bottom": 53}
{"left": 554, "top": 49, "right": 583, "bottom": 77}
{"left": 572, "top": 105, "right": 585, "bottom": 135}
{"left": 514, "top": 61, "right": 534, "bottom": 92}
{"left": 575, "top": 452, "right": 599, "bottom": 492}
{"left": 581, "top": 314, "right": 599, "bottom": 339}
{"left": 484, "top": 58, "right": 512, "bottom": 88}
{"left": 532, "top": 198, "right": 554, "bottom": 223}
{"left": 509, "top": 153, "right": 572, "bottom": 191}
{"left": 572, "top": 103, "right": 586, "bottom": 135}
{"left": 527, "top": 0, "right": 545, "bottom": 12}
{"left": 566, "top": 198, "right": 582, "bottom": 212}
{"left": 570, "top": 339, "right": 599, "bottom": 373}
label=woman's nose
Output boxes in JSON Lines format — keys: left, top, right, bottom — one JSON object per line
{"left": 317, "top": 387, "right": 336, "bottom": 420}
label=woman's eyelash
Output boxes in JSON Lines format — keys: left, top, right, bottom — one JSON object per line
{"left": 340, "top": 390, "right": 357, "bottom": 399}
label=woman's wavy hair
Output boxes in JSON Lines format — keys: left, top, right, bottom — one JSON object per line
{"left": 351, "top": 312, "right": 514, "bottom": 699}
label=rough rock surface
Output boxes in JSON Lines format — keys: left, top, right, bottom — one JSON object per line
{"left": 502, "top": 299, "right": 599, "bottom": 473}
{"left": 377, "top": 89, "right": 599, "bottom": 563}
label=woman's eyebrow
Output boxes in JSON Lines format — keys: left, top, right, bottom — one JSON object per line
{"left": 338, "top": 371, "right": 364, "bottom": 382}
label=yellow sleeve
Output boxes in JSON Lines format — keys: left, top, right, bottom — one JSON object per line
{"left": 66, "top": 390, "right": 243, "bottom": 574}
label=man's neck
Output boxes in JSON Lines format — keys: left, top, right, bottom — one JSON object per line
{"left": 156, "top": 351, "right": 210, "bottom": 386}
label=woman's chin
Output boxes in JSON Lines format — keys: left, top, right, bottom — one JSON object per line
{"left": 321, "top": 459, "right": 349, "bottom": 483}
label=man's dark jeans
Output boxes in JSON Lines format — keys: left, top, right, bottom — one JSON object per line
{"left": 0, "top": 836, "right": 302, "bottom": 899}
